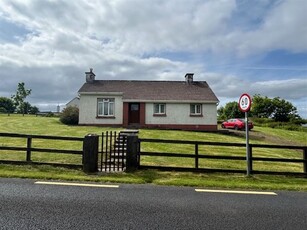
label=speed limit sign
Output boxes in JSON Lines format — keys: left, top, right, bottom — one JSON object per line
{"left": 239, "top": 93, "right": 251, "bottom": 112}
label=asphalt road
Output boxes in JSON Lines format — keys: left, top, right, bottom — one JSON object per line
{"left": 0, "top": 178, "right": 306, "bottom": 230}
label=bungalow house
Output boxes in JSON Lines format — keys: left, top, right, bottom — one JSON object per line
{"left": 78, "top": 69, "right": 219, "bottom": 131}
{"left": 66, "top": 96, "right": 80, "bottom": 108}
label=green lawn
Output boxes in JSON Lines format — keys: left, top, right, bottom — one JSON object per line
{"left": 0, "top": 114, "right": 306, "bottom": 191}
{"left": 138, "top": 128, "right": 305, "bottom": 173}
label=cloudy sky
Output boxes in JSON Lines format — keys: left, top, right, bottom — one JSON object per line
{"left": 0, "top": 0, "right": 306, "bottom": 117}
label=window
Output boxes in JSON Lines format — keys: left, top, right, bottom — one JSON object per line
{"left": 97, "top": 98, "right": 114, "bottom": 117}
{"left": 154, "top": 103, "right": 166, "bottom": 115}
{"left": 190, "top": 104, "right": 202, "bottom": 116}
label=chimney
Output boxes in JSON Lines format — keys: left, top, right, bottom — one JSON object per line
{"left": 185, "top": 73, "right": 194, "bottom": 84}
{"left": 85, "top": 68, "right": 96, "bottom": 83}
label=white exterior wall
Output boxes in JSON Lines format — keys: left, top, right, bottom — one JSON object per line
{"left": 79, "top": 94, "right": 123, "bottom": 125}
{"left": 145, "top": 103, "right": 217, "bottom": 125}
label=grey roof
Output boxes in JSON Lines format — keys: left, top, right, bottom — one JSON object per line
{"left": 78, "top": 80, "right": 219, "bottom": 102}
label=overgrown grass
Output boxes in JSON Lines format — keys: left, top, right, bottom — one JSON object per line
{"left": 0, "top": 114, "right": 306, "bottom": 191}
{"left": 0, "top": 164, "right": 306, "bottom": 191}
{"left": 252, "top": 117, "right": 307, "bottom": 132}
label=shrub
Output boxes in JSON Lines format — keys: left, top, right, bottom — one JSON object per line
{"left": 45, "top": 112, "right": 54, "bottom": 117}
{"left": 252, "top": 118, "right": 272, "bottom": 126}
{"left": 282, "top": 124, "right": 300, "bottom": 131}
{"left": 60, "top": 106, "right": 79, "bottom": 125}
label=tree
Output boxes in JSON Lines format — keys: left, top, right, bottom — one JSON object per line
{"left": 217, "top": 106, "right": 226, "bottom": 120}
{"left": 0, "top": 97, "right": 15, "bottom": 114}
{"left": 11, "top": 82, "right": 32, "bottom": 115}
{"left": 251, "top": 94, "right": 275, "bottom": 118}
{"left": 218, "top": 95, "right": 301, "bottom": 123}
{"left": 251, "top": 94, "right": 301, "bottom": 122}
{"left": 29, "top": 105, "right": 39, "bottom": 115}
{"left": 218, "top": 101, "right": 245, "bottom": 120}
{"left": 18, "top": 102, "right": 39, "bottom": 115}
{"left": 271, "top": 97, "right": 300, "bottom": 122}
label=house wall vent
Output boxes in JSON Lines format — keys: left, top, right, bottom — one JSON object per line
{"left": 85, "top": 68, "right": 96, "bottom": 83}
{"left": 185, "top": 73, "right": 194, "bottom": 84}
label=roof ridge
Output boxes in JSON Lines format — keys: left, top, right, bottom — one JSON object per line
{"left": 93, "top": 80, "right": 207, "bottom": 83}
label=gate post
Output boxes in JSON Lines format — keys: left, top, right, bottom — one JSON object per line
{"left": 303, "top": 148, "right": 307, "bottom": 175}
{"left": 83, "top": 134, "right": 99, "bottom": 173}
{"left": 126, "top": 134, "right": 139, "bottom": 171}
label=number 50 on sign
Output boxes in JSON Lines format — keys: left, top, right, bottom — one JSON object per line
{"left": 239, "top": 93, "right": 251, "bottom": 113}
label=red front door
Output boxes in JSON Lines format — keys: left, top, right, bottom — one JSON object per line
{"left": 128, "top": 103, "right": 140, "bottom": 124}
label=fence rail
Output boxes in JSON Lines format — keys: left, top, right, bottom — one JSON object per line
{"left": 0, "top": 132, "right": 84, "bottom": 141}
{"left": 138, "top": 138, "right": 307, "bottom": 176}
{"left": 0, "top": 132, "right": 84, "bottom": 168}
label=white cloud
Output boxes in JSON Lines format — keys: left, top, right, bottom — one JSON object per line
{"left": 0, "top": 0, "right": 237, "bottom": 58}
{"left": 1, "top": 0, "right": 307, "bottom": 64}
{"left": 0, "top": 0, "right": 307, "bottom": 118}
{"left": 253, "top": 79, "right": 307, "bottom": 99}
{"left": 236, "top": 0, "right": 307, "bottom": 56}
{"left": 206, "top": 72, "right": 307, "bottom": 100}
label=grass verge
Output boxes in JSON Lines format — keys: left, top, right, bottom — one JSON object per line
{"left": 0, "top": 164, "right": 306, "bottom": 191}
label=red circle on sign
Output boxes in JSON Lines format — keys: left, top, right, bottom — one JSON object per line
{"left": 238, "top": 93, "right": 251, "bottom": 112}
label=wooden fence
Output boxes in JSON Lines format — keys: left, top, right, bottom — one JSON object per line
{"left": 0, "top": 132, "right": 84, "bottom": 169}
{"left": 138, "top": 138, "right": 307, "bottom": 176}
{"left": 1, "top": 132, "right": 307, "bottom": 176}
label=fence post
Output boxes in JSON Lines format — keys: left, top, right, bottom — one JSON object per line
{"left": 83, "top": 134, "right": 99, "bottom": 173}
{"left": 248, "top": 145, "right": 253, "bottom": 173}
{"left": 303, "top": 148, "right": 307, "bottom": 175}
{"left": 195, "top": 144, "right": 199, "bottom": 169}
{"left": 26, "top": 136, "right": 32, "bottom": 162}
{"left": 126, "top": 134, "right": 139, "bottom": 171}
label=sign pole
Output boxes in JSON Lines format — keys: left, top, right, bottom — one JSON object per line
{"left": 245, "top": 111, "right": 251, "bottom": 176}
{"left": 238, "top": 93, "right": 252, "bottom": 176}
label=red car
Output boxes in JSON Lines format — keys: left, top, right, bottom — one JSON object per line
{"left": 221, "top": 118, "right": 253, "bottom": 130}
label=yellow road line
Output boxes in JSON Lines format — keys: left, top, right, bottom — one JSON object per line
{"left": 195, "top": 189, "right": 277, "bottom": 195}
{"left": 35, "top": 181, "right": 119, "bottom": 188}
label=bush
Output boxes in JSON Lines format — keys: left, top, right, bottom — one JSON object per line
{"left": 60, "top": 106, "right": 79, "bottom": 125}
{"left": 252, "top": 118, "right": 272, "bottom": 126}
{"left": 252, "top": 118, "right": 306, "bottom": 131}
{"left": 282, "top": 124, "right": 300, "bottom": 131}
{"left": 45, "top": 112, "right": 54, "bottom": 117}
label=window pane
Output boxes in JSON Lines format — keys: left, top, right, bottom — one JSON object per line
{"left": 109, "top": 102, "right": 114, "bottom": 115}
{"left": 190, "top": 104, "right": 195, "bottom": 114}
{"left": 131, "top": 104, "right": 139, "bottom": 111}
{"left": 154, "top": 104, "right": 159, "bottom": 113}
{"left": 103, "top": 102, "right": 108, "bottom": 115}
{"left": 197, "top": 105, "right": 201, "bottom": 114}
{"left": 160, "top": 104, "right": 165, "bottom": 113}
{"left": 98, "top": 102, "right": 103, "bottom": 115}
